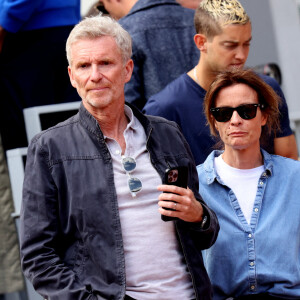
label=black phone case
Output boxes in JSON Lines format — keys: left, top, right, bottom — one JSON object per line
{"left": 161, "top": 166, "right": 188, "bottom": 222}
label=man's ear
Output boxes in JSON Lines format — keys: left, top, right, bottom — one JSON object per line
{"left": 124, "top": 59, "right": 134, "bottom": 83}
{"left": 68, "top": 66, "right": 77, "bottom": 88}
{"left": 194, "top": 34, "right": 208, "bottom": 52}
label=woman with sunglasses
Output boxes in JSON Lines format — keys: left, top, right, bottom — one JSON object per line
{"left": 197, "top": 69, "right": 300, "bottom": 300}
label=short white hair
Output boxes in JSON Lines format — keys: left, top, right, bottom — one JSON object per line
{"left": 66, "top": 14, "right": 132, "bottom": 65}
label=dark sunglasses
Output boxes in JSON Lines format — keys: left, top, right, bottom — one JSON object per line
{"left": 210, "top": 103, "right": 265, "bottom": 122}
{"left": 122, "top": 156, "right": 142, "bottom": 197}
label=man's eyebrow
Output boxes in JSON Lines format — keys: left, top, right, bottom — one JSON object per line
{"left": 222, "top": 37, "right": 252, "bottom": 44}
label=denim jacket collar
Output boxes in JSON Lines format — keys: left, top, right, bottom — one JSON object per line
{"left": 126, "top": 0, "right": 179, "bottom": 17}
{"left": 203, "top": 149, "right": 274, "bottom": 185}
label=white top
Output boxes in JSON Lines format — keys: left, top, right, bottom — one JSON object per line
{"left": 214, "top": 154, "right": 264, "bottom": 224}
{"left": 105, "top": 106, "right": 194, "bottom": 300}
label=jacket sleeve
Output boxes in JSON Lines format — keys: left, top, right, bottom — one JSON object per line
{"left": 0, "top": 0, "right": 44, "bottom": 32}
{"left": 177, "top": 127, "right": 220, "bottom": 250}
{"left": 20, "top": 139, "right": 99, "bottom": 300}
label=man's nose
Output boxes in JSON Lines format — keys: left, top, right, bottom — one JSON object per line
{"left": 90, "top": 65, "right": 103, "bottom": 81}
{"left": 235, "top": 46, "right": 248, "bottom": 61}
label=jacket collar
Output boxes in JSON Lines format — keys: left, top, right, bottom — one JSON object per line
{"left": 203, "top": 149, "right": 274, "bottom": 185}
{"left": 78, "top": 102, "right": 152, "bottom": 139}
{"left": 124, "top": 0, "right": 179, "bottom": 17}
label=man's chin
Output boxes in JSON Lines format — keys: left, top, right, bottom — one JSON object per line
{"left": 82, "top": 98, "right": 107, "bottom": 110}
{"left": 227, "top": 64, "right": 244, "bottom": 71}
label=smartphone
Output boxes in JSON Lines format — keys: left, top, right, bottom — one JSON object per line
{"left": 161, "top": 166, "right": 188, "bottom": 222}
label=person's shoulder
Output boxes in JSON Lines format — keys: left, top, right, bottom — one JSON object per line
{"left": 259, "top": 74, "right": 287, "bottom": 104}
{"left": 146, "top": 113, "right": 180, "bottom": 128}
{"left": 272, "top": 153, "right": 300, "bottom": 165}
{"left": 30, "top": 114, "right": 79, "bottom": 146}
{"left": 259, "top": 74, "right": 281, "bottom": 90}
{"left": 145, "top": 114, "right": 187, "bottom": 138}
{"left": 150, "top": 73, "right": 190, "bottom": 102}
{"left": 143, "top": 73, "right": 190, "bottom": 114}
{"left": 265, "top": 150, "right": 300, "bottom": 171}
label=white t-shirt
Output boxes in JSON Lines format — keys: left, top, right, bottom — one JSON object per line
{"left": 214, "top": 155, "right": 264, "bottom": 224}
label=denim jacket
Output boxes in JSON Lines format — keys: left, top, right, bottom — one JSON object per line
{"left": 20, "top": 103, "right": 219, "bottom": 300}
{"left": 119, "top": 0, "right": 199, "bottom": 110}
{"left": 197, "top": 150, "right": 300, "bottom": 299}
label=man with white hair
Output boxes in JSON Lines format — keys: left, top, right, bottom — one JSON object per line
{"left": 20, "top": 15, "right": 219, "bottom": 300}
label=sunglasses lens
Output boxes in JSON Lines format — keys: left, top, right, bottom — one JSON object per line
{"left": 237, "top": 105, "right": 257, "bottom": 120}
{"left": 211, "top": 104, "right": 259, "bottom": 122}
{"left": 128, "top": 177, "right": 143, "bottom": 193}
{"left": 122, "top": 157, "right": 136, "bottom": 172}
{"left": 122, "top": 156, "right": 143, "bottom": 196}
{"left": 213, "top": 107, "right": 233, "bottom": 122}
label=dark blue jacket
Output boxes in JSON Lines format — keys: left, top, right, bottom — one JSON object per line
{"left": 119, "top": 0, "right": 199, "bottom": 110}
{"left": 20, "top": 103, "right": 219, "bottom": 300}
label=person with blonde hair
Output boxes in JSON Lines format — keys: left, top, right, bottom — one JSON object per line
{"left": 144, "top": 0, "right": 298, "bottom": 164}
{"left": 198, "top": 69, "right": 300, "bottom": 300}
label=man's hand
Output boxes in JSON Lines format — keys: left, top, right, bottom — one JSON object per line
{"left": 0, "top": 26, "right": 7, "bottom": 53}
{"left": 157, "top": 185, "right": 204, "bottom": 223}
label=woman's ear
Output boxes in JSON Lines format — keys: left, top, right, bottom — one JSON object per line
{"left": 214, "top": 119, "right": 219, "bottom": 132}
{"left": 261, "top": 112, "right": 268, "bottom": 127}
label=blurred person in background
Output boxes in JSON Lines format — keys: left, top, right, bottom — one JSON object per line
{"left": 0, "top": 0, "right": 81, "bottom": 152}
{"left": 0, "top": 135, "right": 25, "bottom": 299}
{"left": 101, "top": 0, "right": 199, "bottom": 110}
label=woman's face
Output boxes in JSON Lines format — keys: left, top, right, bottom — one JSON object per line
{"left": 213, "top": 83, "right": 267, "bottom": 152}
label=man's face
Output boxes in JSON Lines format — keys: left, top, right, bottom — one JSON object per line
{"left": 205, "top": 22, "right": 252, "bottom": 73}
{"left": 68, "top": 36, "right": 133, "bottom": 113}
